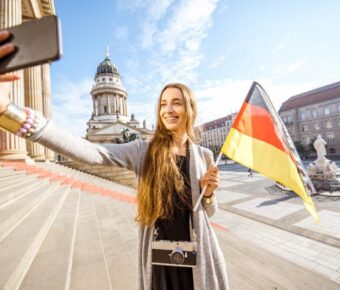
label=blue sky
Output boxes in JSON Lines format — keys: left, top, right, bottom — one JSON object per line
{"left": 51, "top": 0, "right": 340, "bottom": 136}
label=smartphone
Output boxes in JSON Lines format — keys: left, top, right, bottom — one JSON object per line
{"left": 0, "top": 15, "right": 62, "bottom": 74}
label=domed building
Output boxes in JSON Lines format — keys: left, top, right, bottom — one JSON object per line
{"left": 86, "top": 49, "right": 153, "bottom": 143}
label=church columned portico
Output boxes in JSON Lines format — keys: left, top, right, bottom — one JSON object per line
{"left": 0, "top": 0, "right": 55, "bottom": 161}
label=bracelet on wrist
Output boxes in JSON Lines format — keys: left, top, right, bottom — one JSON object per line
{"left": 15, "top": 107, "right": 39, "bottom": 138}
{"left": 202, "top": 193, "right": 215, "bottom": 205}
{"left": 0, "top": 104, "right": 42, "bottom": 138}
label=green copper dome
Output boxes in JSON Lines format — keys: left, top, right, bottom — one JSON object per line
{"left": 96, "top": 56, "right": 119, "bottom": 76}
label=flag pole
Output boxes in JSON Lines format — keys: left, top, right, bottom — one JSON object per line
{"left": 193, "top": 151, "right": 223, "bottom": 212}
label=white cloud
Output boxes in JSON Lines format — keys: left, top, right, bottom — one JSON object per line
{"left": 273, "top": 42, "right": 287, "bottom": 53}
{"left": 140, "top": 0, "right": 176, "bottom": 49}
{"left": 273, "top": 60, "right": 305, "bottom": 77}
{"left": 217, "top": 2, "right": 228, "bottom": 14}
{"left": 155, "top": 0, "right": 218, "bottom": 54}
{"left": 51, "top": 77, "right": 93, "bottom": 137}
{"left": 117, "top": 0, "right": 152, "bottom": 12}
{"left": 208, "top": 54, "right": 226, "bottom": 69}
{"left": 134, "top": 0, "right": 219, "bottom": 89}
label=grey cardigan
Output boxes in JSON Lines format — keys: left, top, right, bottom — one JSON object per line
{"left": 30, "top": 120, "right": 229, "bottom": 290}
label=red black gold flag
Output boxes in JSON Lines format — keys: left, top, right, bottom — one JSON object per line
{"left": 221, "top": 82, "right": 318, "bottom": 222}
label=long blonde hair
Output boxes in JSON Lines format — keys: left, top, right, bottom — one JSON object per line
{"left": 136, "top": 83, "right": 197, "bottom": 226}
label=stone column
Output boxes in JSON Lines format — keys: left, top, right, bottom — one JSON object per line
{"left": 113, "top": 94, "right": 118, "bottom": 114}
{"left": 0, "top": 0, "right": 29, "bottom": 160}
{"left": 24, "top": 66, "right": 45, "bottom": 161}
{"left": 107, "top": 95, "right": 110, "bottom": 114}
{"left": 123, "top": 96, "right": 127, "bottom": 116}
{"left": 41, "top": 64, "right": 55, "bottom": 161}
{"left": 93, "top": 96, "right": 97, "bottom": 116}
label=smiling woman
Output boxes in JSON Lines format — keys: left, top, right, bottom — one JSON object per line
{"left": 0, "top": 33, "right": 229, "bottom": 289}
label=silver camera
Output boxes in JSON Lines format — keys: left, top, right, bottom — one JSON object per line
{"left": 151, "top": 240, "right": 197, "bottom": 267}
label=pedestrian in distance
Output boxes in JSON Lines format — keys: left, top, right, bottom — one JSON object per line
{"left": 248, "top": 168, "right": 253, "bottom": 177}
{"left": 0, "top": 30, "right": 229, "bottom": 290}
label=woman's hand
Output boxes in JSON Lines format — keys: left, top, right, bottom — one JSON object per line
{"left": 0, "top": 30, "right": 19, "bottom": 114}
{"left": 200, "top": 165, "right": 220, "bottom": 197}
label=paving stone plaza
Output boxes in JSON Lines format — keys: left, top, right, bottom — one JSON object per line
{"left": 214, "top": 163, "right": 340, "bottom": 288}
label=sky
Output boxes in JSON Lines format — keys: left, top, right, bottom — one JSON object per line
{"left": 51, "top": 0, "right": 340, "bottom": 136}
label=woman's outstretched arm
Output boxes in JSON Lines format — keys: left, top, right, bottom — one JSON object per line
{"left": 0, "top": 31, "right": 143, "bottom": 173}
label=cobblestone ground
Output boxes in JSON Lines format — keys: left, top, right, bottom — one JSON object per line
{"left": 214, "top": 165, "right": 340, "bottom": 285}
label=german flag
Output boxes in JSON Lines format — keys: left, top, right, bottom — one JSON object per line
{"left": 221, "top": 82, "right": 318, "bottom": 222}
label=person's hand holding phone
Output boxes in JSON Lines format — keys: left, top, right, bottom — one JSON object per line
{"left": 0, "top": 30, "right": 19, "bottom": 114}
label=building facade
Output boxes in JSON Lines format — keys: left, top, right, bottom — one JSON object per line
{"left": 194, "top": 113, "right": 236, "bottom": 156}
{"left": 279, "top": 81, "right": 340, "bottom": 155}
{"left": 0, "top": 0, "right": 55, "bottom": 161}
{"left": 86, "top": 52, "right": 153, "bottom": 143}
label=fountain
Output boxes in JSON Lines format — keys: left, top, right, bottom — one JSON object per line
{"left": 307, "top": 135, "right": 340, "bottom": 195}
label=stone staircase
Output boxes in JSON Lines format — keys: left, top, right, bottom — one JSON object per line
{"left": 62, "top": 161, "right": 138, "bottom": 189}
{"left": 0, "top": 161, "right": 138, "bottom": 290}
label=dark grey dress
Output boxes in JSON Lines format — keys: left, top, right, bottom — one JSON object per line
{"left": 152, "top": 155, "right": 194, "bottom": 290}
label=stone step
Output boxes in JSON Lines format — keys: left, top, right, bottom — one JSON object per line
{"left": 20, "top": 188, "right": 81, "bottom": 290}
{"left": 68, "top": 191, "right": 112, "bottom": 290}
{"left": 0, "top": 183, "right": 70, "bottom": 289}
{"left": 0, "top": 166, "right": 15, "bottom": 172}
{"left": 0, "top": 170, "right": 29, "bottom": 181}
{"left": 0, "top": 175, "right": 43, "bottom": 197}
{"left": 91, "top": 193, "right": 137, "bottom": 290}
{"left": 0, "top": 181, "right": 58, "bottom": 243}
{"left": 0, "top": 167, "right": 22, "bottom": 176}
{"left": 0, "top": 176, "right": 46, "bottom": 208}
{"left": 0, "top": 171, "right": 40, "bottom": 187}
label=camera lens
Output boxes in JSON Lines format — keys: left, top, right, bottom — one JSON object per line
{"left": 170, "top": 248, "right": 185, "bottom": 265}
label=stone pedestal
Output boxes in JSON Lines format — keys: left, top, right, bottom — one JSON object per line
{"left": 307, "top": 158, "right": 340, "bottom": 194}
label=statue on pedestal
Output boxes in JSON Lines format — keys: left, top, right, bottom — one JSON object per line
{"left": 313, "top": 135, "right": 327, "bottom": 161}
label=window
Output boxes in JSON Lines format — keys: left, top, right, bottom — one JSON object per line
{"left": 313, "top": 123, "right": 320, "bottom": 130}
{"left": 338, "top": 104, "right": 340, "bottom": 113}
{"left": 327, "top": 134, "right": 335, "bottom": 144}
{"left": 300, "top": 112, "right": 305, "bottom": 120}
{"left": 324, "top": 107, "right": 330, "bottom": 115}
{"left": 287, "top": 115, "right": 292, "bottom": 122}
{"left": 302, "top": 136, "right": 310, "bottom": 145}
{"left": 102, "top": 78, "right": 105, "bottom": 81}
{"left": 311, "top": 110, "right": 317, "bottom": 118}
{"left": 104, "top": 106, "right": 107, "bottom": 113}
{"left": 301, "top": 124, "right": 307, "bottom": 132}
{"left": 325, "top": 120, "right": 332, "bottom": 128}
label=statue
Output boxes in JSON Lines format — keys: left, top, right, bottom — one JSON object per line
{"left": 314, "top": 135, "right": 327, "bottom": 160}
{"left": 115, "top": 128, "right": 139, "bottom": 144}
{"left": 121, "top": 128, "right": 130, "bottom": 143}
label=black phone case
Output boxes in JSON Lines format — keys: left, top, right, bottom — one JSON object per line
{"left": 0, "top": 15, "right": 62, "bottom": 74}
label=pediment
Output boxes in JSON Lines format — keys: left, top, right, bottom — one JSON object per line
{"left": 94, "top": 123, "right": 143, "bottom": 135}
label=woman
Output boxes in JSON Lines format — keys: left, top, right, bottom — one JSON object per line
{"left": 0, "top": 30, "right": 229, "bottom": 290}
